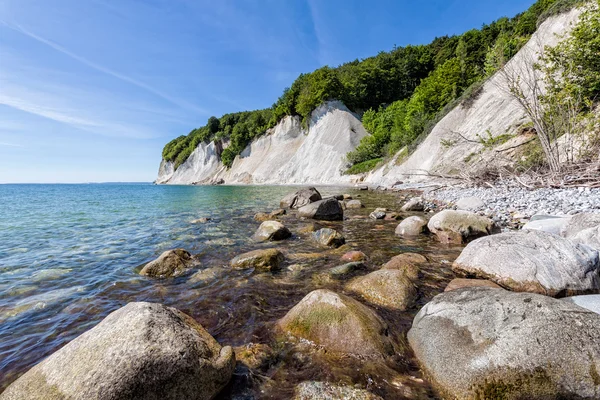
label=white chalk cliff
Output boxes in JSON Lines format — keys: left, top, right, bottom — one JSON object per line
{"left": 157, "top": 9, "right": 582, "bottom": 186}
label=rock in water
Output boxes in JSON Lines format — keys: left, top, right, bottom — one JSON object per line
{"left": 252, "top": 221, "right": 292, "bottom": 242}
{"left": 323, "top": 262, "right": 366, "bottom": 280}
{"left": 253, "top": 212, "right": 273, "bottom": 222}
{"left": 395, "top": 216, "right": 428, "bottom": 236}
{"left": 345, "top": 199, "right": 363, "bottom": 209}
{"left": 0, "top": 302, "right": 235, "bottom": 400}
{"left": 312, "top": 228, "right": 345, "bottom": 248}
{"left": 382, "top": 253, "right": 427, "bottom": 280}
{"left": 293, "top": 381, "right": 383, "bottom": 400}
{"left": 444, "top": 278, "right": 502, "bottom": 292}
{"left": 280, "top": 187, "right": 322, "bottom": 209}
{"left": 455, "top": 196, "right": 484, "bottom": 211}
{"left": 277, "top": 289, "right": 394, "bottom": 358}
{"left": 453, "top": 230, "right": 600, "bottom": 296}
{"left": 401, "top": 197, "right": 424, "bottom": 212}
{"left": 347, "top": 269, "right": 417, "bottom": 310}
{"left": 427, "top": 210, "right": 493, "bottom": 244}
{"left": 298, "top": 198, "right": 344, "bottom": 221}
{"left": 369, "top": 211, "right": 386, "bottom": 220}
{"left": 408, "top": 287, "right": 600, "bottom": 399}
{"left": 139, "top": 249, "right": 194, "bottom": 278}
{"left": 340, "top": 250, "right": 367, "bottom": 262}
{"left": 230, "top": 249, "right": 284, "bottom": 272}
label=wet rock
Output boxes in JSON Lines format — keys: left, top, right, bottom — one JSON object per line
{"left": 408, "top": 288, "right": 600, "bottom": 399}
{"left": 522, "top": 216, "right": 571, "bottom": 235}
{"left": 455, "top": 196, "right": 485, "bottom": 211}
{"left": 347, "top": 269, "right": 417, "bottom": 310}
{"left": 277, "top": 289, "right": 394, "bottom": 358}
{"left": 572, "top": 225, "right": 600, "bottom": 251}
{"left": 280, "top": 187, "right": 322, "bottom": 209}
{"left": 395, "top": 216, "right": 428, "bottom": 236}
{"left": 233, "top": 343, "right": 276, "bottom": 370}
{"left": 253, "top": 212, "right": 273, "bottom": 222}
{"left": 453, "top": 230, "right": 600, "bottom": 296}
{"left": 1, "top": 302, "right": 235, "bottom": 400}
{"left": 324, "top": 262, "right": 366, "bottom": 280}
{"left": 561, "top": 212, "right": 600, "bottom": 238}
{"left": 298, "top": 223, "right": 317, "bottom": 234}
{"left": 191, "top": 217, "right": 211, "bottom": 224}
{"left": 298, "top": 198, "right": 344, "bottom": 221}
{"left": 252, "top": 221, "right": 292, "bottom": 242}
{"left": 401, "top": 197, "right": 424, "bottom": 212}
{"left": 341, "top": 250, "right": 367, "bottom": 262}
{"left": 563, "top": 294, "right": 600, "bottom": 314}
{"left": 312, "top": 228, "right": 346, "bottom": 248}
{"left": 345, "top": 199, "right": 363, "bottom": 209}
{"left": 188, "top": 267, "right": 223, "bottom": 284}
{"left": 444, "top": 278, "right": 502, "bottom": 292}
{"left": 230, "top": 249, "right": 284, "bottom": 272}
{"left": 270, "top": 208, "right": 286, "bottom": 217}
{"left": 343, "top": 194, "right": 353, "bottom": 200}
{"left": 427, "top": 210, "right": 493, "bottom": 244}
{"left": 384, "top": 212, "right": 402, "bottom": 221}
{"left": 293, "top": 381, "right": 383, "bottom": 400}
{"left": 139, "top": 249, "right": 194, "bottom": 278}
{"left": 382, "top": 253, "right": 427, "bottom": 277}
{"left": 369, "top": 211, "right": 386, "bottom": 220}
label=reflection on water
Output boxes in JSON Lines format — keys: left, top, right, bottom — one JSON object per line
{"left": 0, "top": 183, "right": 462, "bottom": 398}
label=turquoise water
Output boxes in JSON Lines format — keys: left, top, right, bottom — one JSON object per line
{"left": 0, "top": 183, "right": 459, "bottom": 398}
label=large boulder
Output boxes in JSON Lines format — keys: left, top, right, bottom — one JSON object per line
{"left": 571, "top": 225, "right": 600, "bottom": 251}
{"left": 453, "top": 230, "right": 600, "bottom": 296}
{"left": 408, "top": 288, "right": 600, "bottom": 399}
{"left": 230, "top": 249, "right": 284, "bottom": 272}
{"left": 252, "top": 221, "right": 292, "bottom": 242}
{"left": 561, "top": 212, "right": 600, "bottom": 238}
{"left": 427, "top": 210, "right": 494, "bottom": 244}
{"left": 312, "top": 228, "right": 346, "bottom": 248}
{"left": 395, "top": 216, "right": 428, "bottom": 236}
{"left": 401, "top": 197, "right": 424, "bottom": 212}
{"left": 277, "top": 289, "right": 394, "bottom": 358}
{"left": 139, "top": 249, "right": 194, "bottom": 278}
{"left": 293, "top": 381, "right": 383, "bottom": 400}
{"left": 280, "top": 187, "right": 322, "bottom": 209}
{"left": 347, "top": 269, "right": 417, "bottom": 310}
{"left": 298, "top": 198, "right": 344, "bottom": 221}
{"left": 0, "top": 302, "right": 235, "bottom": 400}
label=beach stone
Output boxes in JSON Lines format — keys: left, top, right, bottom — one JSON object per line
{"left": 345, "top": 199, "right": 363, "bottom": 209}
{"left": 253, "top": 212, "right": 273, "bottom": 222}
{"left": 139, "top": 249, "right": 194, "bottom": 278}
{"left": 522, "top": 217, "right": 570, "bottom": 235}
{"left": 401, "top": 197, "right": 424, "bottom": 211}
{"left": 408, "top": 287, "right": 600, "bottom": 399}
{"left": 230, "top": 249, "right": 284, "bottom": 272}
{"left": 455, "top": 196, "right": 485, "bottom": 211}
{"left": 572, "top": 225, "right": 600, "bottom": 251}
{"left": 280, "top": 187, "right": 322, "bottom": 209}
{"left": 341, "top": 250, "right": 367, "bottom": 262}
{"left": 395, "top": 216, "right": 427, "bottom": 236}
{"left": 298, "top": 198, "right": 344, "bottom": 221}
{"left": 561, "top": 212, "right": 600, "bottom": 238}
{"left": 369, "top": 211, "right": 386, "bottom": 220}
{"left": 277, "top": 289, "right": 394, "bottom": 357}
{"left": 347, "top": 269, "right": 417, "bottom": 310}
{"left": 453, "top": 230, "right": 600, "bottom": 296}
{"left": 0, "top": 302, "right": 235, "bottom": 400}
{"left": 427, "top": 210, "right": 493, "bottom": 244}
{"left": 343, "top": 194, "right": 353, "bottom": 200}
{"left": 384, "top": 212, "right": 401, "bottom": 221}
{"left": 252, "top": 220, "right": 292, "bottom": 242}
{"left": 293, "top": 381, "right": 383, "bottom": 400}
{"left": 563, "top": 294, "right": 600, "bottom": 314}
{"left": 312, "top": 228, "right": 345, "bottom": 248}
{"left": 444, "top": 278, "right": 502, "bottom": 292}
{"left": 270, "top": 208, "right": 286, "bottom": 217}
{"left": 298, "top": 223, "right": 317, "bottom": 234}
{"left": 324, "top": 262, "right": 366, "bottom": 280}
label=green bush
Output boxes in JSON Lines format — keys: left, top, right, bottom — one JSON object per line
{"left": 344, "top": 158, "right": 384, "bottom": 175}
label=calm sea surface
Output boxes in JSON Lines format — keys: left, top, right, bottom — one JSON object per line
{"left": 0, "top": 183, "right": 461, "bottom": 398}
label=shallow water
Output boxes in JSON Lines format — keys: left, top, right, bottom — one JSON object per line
{"left": 0, "top": 183, "right": 462, "bottom": 398}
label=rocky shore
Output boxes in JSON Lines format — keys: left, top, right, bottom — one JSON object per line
{"left": 2, "top": 186, "right": 600, "bottom": 399}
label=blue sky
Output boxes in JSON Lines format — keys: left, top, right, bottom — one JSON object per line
{"left": 0, "top": 0, "right": 535, "bottom": 183}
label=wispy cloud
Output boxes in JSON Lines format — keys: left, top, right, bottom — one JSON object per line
{"left": 0, "top": 142, "right": 22, "bottom": 147}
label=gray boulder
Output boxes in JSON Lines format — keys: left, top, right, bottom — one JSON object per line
{"left": 280, "top": 187, "right": 322, "bottom": 209}
{"left": 293, "top": 381, "right": 383, "bottom": 400}
{"left": 347, "top": 269, "right": 417, "bottom": 310}
{"left": 277, "top": 289, "right": 394, "bottom": 358}
{"left": 408, "top": 287, "right": 600, "bottom": 399}
{"left": 522, "top": 216, "right": 571, "bottom": 236}
{"left": 230, "top": 249, "right": 284, "bottom": 272}
{"left": 453, "top": 230, "right": 600, "bottom": 296}
{"left": 252, "top": 220, "right": 292, "bottom": 242}
{"left": 427, "top": 210, "right": 493, "bottom": 244}
{"left": 345, "top": 199, "right": 363, "bottom": 209}
{"left": 0, "top": 302, "right": 235, "bottom": 400}
{"left": 395, "top": 216, "right": 428, "bottom": 236}
{"left": 401, "top": 197, "right": 424, "bottom": 212}
{"left": 561, "top": 212, "right": 600, "bottom": 238}
{"left": 572, "top": 225, "right": 600, "bottom": 251}
{"left": 563, "top": 294, "right": 600, "bottom": 314}
{"left": 298, "top": 198, "right": 344, "bottom": 221}
{"left": 312, "top": 228, "right": 345, "bottom": 248}
{"left": 139, "top": 249, "right": 194, "bottom": 278}
{"left": 455, "top": 196, "right": 485, "bottom": 211}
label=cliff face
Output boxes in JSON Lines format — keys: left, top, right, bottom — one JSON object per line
{"left": 156, "top": 101, "right": 368, "bottom": 185}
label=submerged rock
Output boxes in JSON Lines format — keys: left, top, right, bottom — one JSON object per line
{"left": 382, "top": 253, "right": 426, "bottom": 280}
{"left": 252, "top": 220, "right": 292, "bottom": 242}
{"left": 139, "top": 249, "right": 194, "bottom": 278}
{"left": 312, "top": 228, "right": 346, "bottom": 248}
{"left": 230, "top": 249, "right": 284, "bottom": 272}
{"left": 280, "top": 187, "right": 322, "bottom": 209}
{"left": 1, "top": 302, "right": 235, "bottom": 400}
{"left": 298, "top": 198, "right": 344, "bottom": 221}
{"left": 395, "top": 216, "right": 428, "bottom": 236}
{"left": 277, "top": 289, "right": 394, "bottom": 358}
{"left": 340, "top": 250, "right": 367, "bottom": 262}
{"left": 293, "top": 381, "right": 383, "bottom": 400}
{"left": 233, "top": 343, "right": 276, "bottom": 370}
{"left": 408, "top": 287, "right": 600, "bottom": 399}
{"left": 427, "top": 210, "right": 493, "bottom": 244}
{"left": 323, "top": 262, "right": 366, "bottom": 280}
{"left": 401, "top": 197, "right": 424, "bottom": 212}
{"left": 347, "top": 269, "right": 417, "bottom": 310}
{"left": 191, "top": 217, "right": 211, "bottom": 224}
{"left": 444, "top": 278, "right": 502, "bottom": 292}
{"left": 453, "top": 230, "right": 600, "bottom": 296}
{"left": 253, "top": 212, "right": 273, "bottom": 222}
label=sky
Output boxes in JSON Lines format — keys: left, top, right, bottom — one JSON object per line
{"left": 0, "top": 0, "right": 536, "bottom": 183}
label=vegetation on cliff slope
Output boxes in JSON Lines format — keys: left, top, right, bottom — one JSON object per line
{"left": 162, "top": 0, "right": 586, "bottom": 170}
